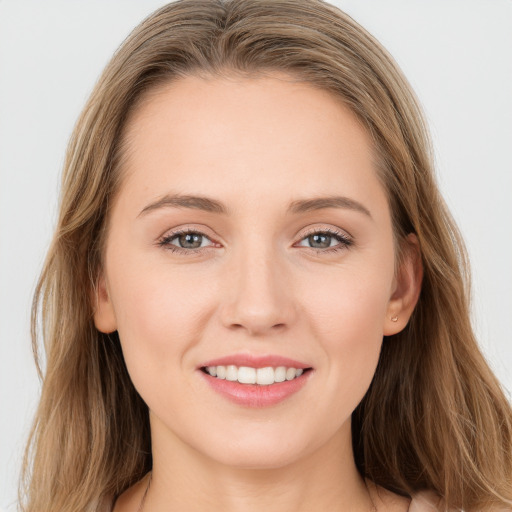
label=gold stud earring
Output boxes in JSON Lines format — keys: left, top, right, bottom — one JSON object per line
{"left": 391, "top": 316, "right": 398, "bottom": 322}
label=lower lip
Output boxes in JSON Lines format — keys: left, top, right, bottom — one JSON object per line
{"left": 199, "top": 370, "right": 312, "bottom": 407}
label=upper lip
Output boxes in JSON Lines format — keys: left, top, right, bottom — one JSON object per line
{"left": 199, "top": 354, "right": 312, "bottom": 370}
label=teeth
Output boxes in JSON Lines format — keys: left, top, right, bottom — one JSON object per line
{"left": 256, "top": 367, "right": 274, "bottom": 385}
{"left": 205, "top": 365, "right": 306, "bottom": 385}
{"left": 238, "top": 366, "right": 256, "bottom": 384}
{"left": 275, "top": 366, "right": 286, "bottom": 382}
{"left": 285, "top": 367, "right": 296, "bottom": 381}
{"left": 226, "top": 365, "right": 238, "bottom": 381}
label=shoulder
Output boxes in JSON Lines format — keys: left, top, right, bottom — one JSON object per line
{"left": 365, "top": 479, "right": 444, "bottom": 512}
{"left": 409, "top": 492, "right": 512, "bottom": 512}
{"left": 110, "top": 473, "right": 151, "bottom": 512}
{"left": 365, "top": 478, "right": 411, "bottom": 511}
{"left": 409, "top": 491, "right": 444, "bottom": 511}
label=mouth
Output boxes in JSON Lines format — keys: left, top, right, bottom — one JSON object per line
{"left": 201, "top": 365, "right": 312, "bottom": 385}
{"left": 198, "top": 356, "right": 314, "bottom": 407}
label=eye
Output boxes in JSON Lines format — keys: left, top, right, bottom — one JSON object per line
{"left": 296, "top": 228, "right": 352, "bottom": 253}
{"left": 157, "top": 229, "right": 216, "bottom": 254}
{"left": 157, "top": 227, "right": 352, "bottom": 256}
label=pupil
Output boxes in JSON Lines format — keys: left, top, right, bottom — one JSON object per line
{"left": 179, "top": 233, "right": 202, "bottom": 249}
{"left": 310, "top": 234, "right": 330, "bottom": 248}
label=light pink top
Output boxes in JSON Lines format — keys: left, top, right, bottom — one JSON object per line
{"left": 365, "top": 479, "right": 445, "bottom": 511}
{"left": 409, "top": 491, "right": 445, "bottom": 511}
{"left": 409, "top": 493, "right": 512, "bottom": 511}
{"left": 101, "top": 484, "right": 511, "bottom": 511}
{"left": 101, "top": 492, "right": 443, "bottom": 511}
{"left": 101, "top": 493, "right": 443, "bottom": 511}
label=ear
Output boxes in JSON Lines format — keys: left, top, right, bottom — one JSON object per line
{"left": 92, "top": 272, "right": 117, "bottom": 334}
{"left": 383, "top": 233, "right": 423, "bottom": 336}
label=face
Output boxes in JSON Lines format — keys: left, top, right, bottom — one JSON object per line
{"left": 94, "top": 72, "right": 420, "bottom": 470}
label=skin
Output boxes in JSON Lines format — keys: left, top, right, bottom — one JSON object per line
{"left": 94, "top": 72, "right": 422, "bottom": 512}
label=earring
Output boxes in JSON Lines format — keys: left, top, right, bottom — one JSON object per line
{"left": 391, "top": 316, "right": 398, "bottom": 322}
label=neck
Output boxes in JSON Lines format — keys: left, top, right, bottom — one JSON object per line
{"left": 144, "top": 415, "right": 375, "bottom": 512}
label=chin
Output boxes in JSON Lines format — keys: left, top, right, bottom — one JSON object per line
{"left": 195, "top": 424, "right": 335, "bottom": 471}
{"left": 207, "top": 444, "right": 307, "bottom": 471}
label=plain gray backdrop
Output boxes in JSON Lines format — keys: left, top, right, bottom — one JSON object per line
{"left": 1, "top": 1, "right": 511, "bottom": 510}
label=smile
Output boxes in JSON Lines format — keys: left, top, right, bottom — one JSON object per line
{"left": 199, "top": 355, "right": 313, "bottom": 407}
{"left": 202, "top": 365, "right": 307, "bottom": 385}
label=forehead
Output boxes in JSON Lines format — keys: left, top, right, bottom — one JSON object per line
{"left": 117, "top": 72, "right": 387, "bottom": 217}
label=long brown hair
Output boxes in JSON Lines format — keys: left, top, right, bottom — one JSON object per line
{"left": 21, "top": 1, "right": 512, "bottom": 511}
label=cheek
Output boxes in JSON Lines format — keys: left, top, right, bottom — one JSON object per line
{"left": 106, "top": 255, "right": 217, "bottom": 385}
{"left": 301, "top": 260, "right": 393, "bottom": 400}
{"left": 304, "top": 259, "right": 392, "bottom": 343}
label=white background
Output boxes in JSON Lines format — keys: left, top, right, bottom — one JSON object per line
{"left": 1, "top": 1, "right": 511, "bottom": 510}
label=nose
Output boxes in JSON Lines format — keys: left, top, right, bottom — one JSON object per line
{"left": 219, "top": 244, "right": 297, "bottom": 337}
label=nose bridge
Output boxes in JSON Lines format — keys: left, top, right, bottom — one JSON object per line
{"left": 220, "top": 234, "right": 296, "bottom": 335}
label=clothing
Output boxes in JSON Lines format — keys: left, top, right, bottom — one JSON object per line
{"left": 365, "top": 478, "right": 444, "bottom": 512}
{"left": 102, "top": 494, "right": 441, "bottom": 512}
{"left": 409, "top": 491, "right": 446, "bottom": 511}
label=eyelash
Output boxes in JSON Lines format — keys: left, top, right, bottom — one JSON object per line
{"left": 157, "top": 227, "right": 353, "bottom": 256}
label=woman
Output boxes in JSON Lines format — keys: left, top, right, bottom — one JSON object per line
{"left": 20, "top": 1, "right": 512, "bottom": 511}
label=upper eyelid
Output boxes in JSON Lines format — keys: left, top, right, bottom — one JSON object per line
{"left": 159, "top": 228, "right": 217, "bottom": 248}
{"left": 300, "top": 225, "right": 351, "bottom": 238}
{"left": 160, "top": 225, "right": 351, "bottom": 247}
{"left": 158, "top": 224, "right": 216, "bottom": 241}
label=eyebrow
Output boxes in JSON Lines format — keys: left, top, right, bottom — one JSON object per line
{"left": 288, "top": 196, "right": 371, "bottom": 217}
{"left": 138, "top": 193, "right": 372, "bottom": 218}
{"left": 139, "top": 194, "right": 229, "bottom": 216}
